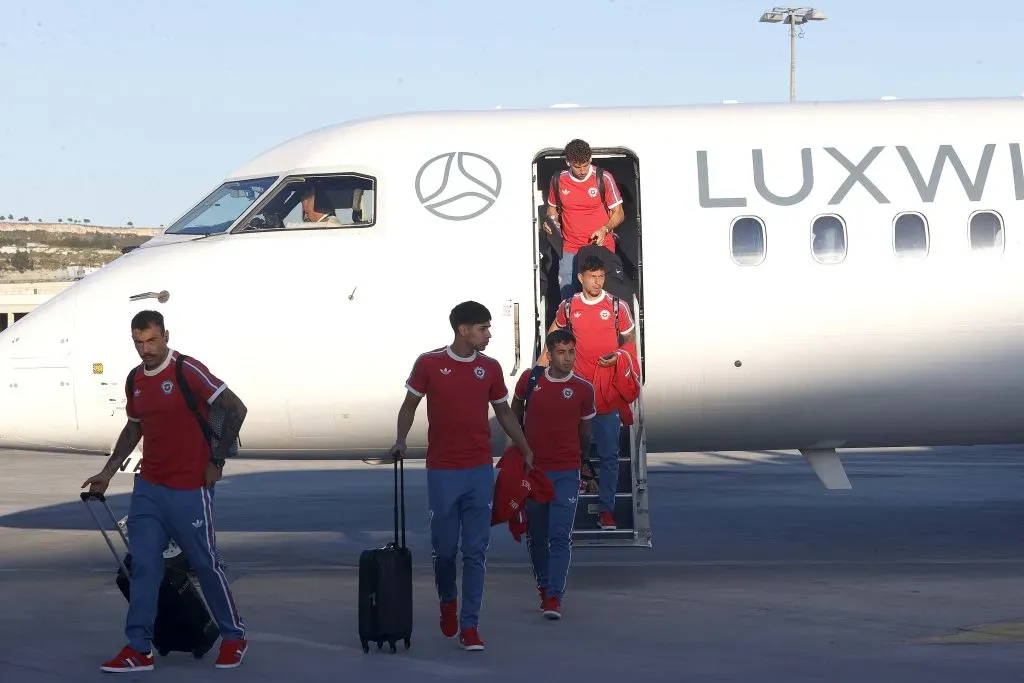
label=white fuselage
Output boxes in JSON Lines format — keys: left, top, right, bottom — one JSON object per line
{"left": 1, "top": 97, "right": 1022, "bottom": 458}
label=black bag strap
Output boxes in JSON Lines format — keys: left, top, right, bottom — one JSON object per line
{"left": 393, "top": 456, "right": 406, "bottom": 548}
{"left": 520, "top": 365, "right": 546, "bottom": 427}
{"left": 613, "top": 294, "right": 621, "bottom": 343}
{"left": 125, "top": 365, "right": 137, "bottom": 397}
{"left": 175, "top": 354, "right": 217, "bottom": 447}
{"left": 595, "top": 164, "right": 608, "bottom": 211}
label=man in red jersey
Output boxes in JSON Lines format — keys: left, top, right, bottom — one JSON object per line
{"left": 544, "top": 255, "right": 635, "bottom": 531}
{"left": 390, "top": 300, "right": 534, "bottom": 652}
{"left": 544, "top": 138, "right": 625, "bottom": 300}
{"left": 81, "top": 310, "right": 249, "bottom": 673}
{"left": 511, "top": 329, "right": 595, "bottom": 620}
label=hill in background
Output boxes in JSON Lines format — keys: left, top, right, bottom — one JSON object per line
{"left": 0, "top": 221, "right": 161, "bottom": 282}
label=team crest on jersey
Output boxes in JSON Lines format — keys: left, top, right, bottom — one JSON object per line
{"left": 588, "top": 187, "right": 598, "bottom": 197}
{"left": 473, "top": 366, "right": 485, "bottom": 379}
{"left": 600, "top": 309, "right": 611, "bottom": 320}
{"left": 562, "top": 387, "right": 574, "bottom": 399}
{"left": 161, "top": 380, "right": 173, "bottom": 395}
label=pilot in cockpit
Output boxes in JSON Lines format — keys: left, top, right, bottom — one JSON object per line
{"left": 291, "top": 184, "right": 344, "bottom": 227}
{"left": 283, "top": 182, "right": 366, "bottom": 228}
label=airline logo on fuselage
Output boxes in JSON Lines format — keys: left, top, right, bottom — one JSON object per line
{"left": 697, "top": 143, "right": 1024, "bottom": 207}
{"left": 414, "top": 151, "right": 502, "bottom": 220}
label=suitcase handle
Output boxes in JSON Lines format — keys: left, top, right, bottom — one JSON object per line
{"left": 80, "top": 490, "right": 131, "bottom": 579}
{"left": 393, "top": 457, "right": 406, "bottom": 549}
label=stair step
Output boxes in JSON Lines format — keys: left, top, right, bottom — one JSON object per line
{"left": 572, "top": 493, "right": 634, "bottom": 532}
{"left": 571, "top": 528, "right": 637, "bottom": 546}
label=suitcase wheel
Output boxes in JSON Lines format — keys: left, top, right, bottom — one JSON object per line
{"left": 404, "top": 638, "right": 410, "bottom": 650}
{"left": 192, "top": 649, "right": 204, "bottom": 659}
{"left": 376, "top": 640, "right": 383, "bottom": 650}
{"left": 388, "top": 640, "right": 397, "bottom": 654}
{"left": 157, "top": 648, "right": 170, "bottom": 657}
{"left": 361, "top": 642, "right": 369, "bottom": 654}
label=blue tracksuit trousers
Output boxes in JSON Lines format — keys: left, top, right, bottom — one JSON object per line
{"left": 590, "top": 411, "right": 622, "bottom": 513}
{"left": 427, "top": 463, "right": 494, "bottom": 629}
{"left": 526, "top": 468, "right": 581, "bottom": 600}
{"left": 124, "top": 476, "right": 245, "bottom": 654}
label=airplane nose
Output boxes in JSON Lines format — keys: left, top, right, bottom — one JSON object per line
{"left": 0, "top": 286, "right": 81, "bottom": 452}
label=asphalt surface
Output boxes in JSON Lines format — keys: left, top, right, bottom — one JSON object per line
{"left": 1, "top": 445, "right": 1023, "bottom": 682}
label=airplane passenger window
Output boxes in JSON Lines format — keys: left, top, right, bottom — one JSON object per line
{"left": 236, "top": 173, "right": 376, "bottom": 233}
{"left": 730, "top": 216, "right": 766, "bottom": 266}
{"left": 893, "top": 212, "right": 929, "bottom": 257}
{"left": 968, "top": 210, "right": 1004, "bottom": 252}
{"left": 164, "top": 177, "right": 277, "bottom": 235}
{"left": 811, "top": 214, "right": 847, "bottom": 264}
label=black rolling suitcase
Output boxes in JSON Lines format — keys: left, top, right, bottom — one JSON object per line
{"left": 358, "top": 456, "right": 413, "bottom": 653}
{"left": 80, "top": 491, "right": 220, "bottom": 659}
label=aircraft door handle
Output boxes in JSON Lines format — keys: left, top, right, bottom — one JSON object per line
{"left": 510, "top": 302, "right": 520, "bottom": 376}
{"left": 129, "top": 290, "right": 169, "bottom": 303}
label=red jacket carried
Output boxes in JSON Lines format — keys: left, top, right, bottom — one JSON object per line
{"left": 491, "top": 445, "right": 555, "bottom": 542}
{"left": 592, "top": 341, "right": 642, "bottom": 425}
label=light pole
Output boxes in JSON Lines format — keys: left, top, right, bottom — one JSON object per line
{"left": 759, "top": 6, "right": 827, "bottom": 102}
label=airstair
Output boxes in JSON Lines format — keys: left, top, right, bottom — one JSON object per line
{"left": 570, "top": 294, "right": 651, "bottom": 548}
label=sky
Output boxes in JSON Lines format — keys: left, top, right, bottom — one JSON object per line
{"left": 1, "top": 0, "right": 1021, "bottom": 228}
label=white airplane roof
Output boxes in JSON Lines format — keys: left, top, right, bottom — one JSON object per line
{"left": 226, "top": 96, "right": 1024, "bottom": 180}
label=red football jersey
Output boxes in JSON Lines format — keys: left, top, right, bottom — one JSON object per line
{"left": 547, "top": 167, "right": 623, "bottom": 254}
{"left": 514, "top": 368, "right": 596, "bottom": 472}
{"left": 125, "top": 350, "right": 226, "bottom": 490}
{"left": 405, "top": 346, "right": 509, "bottom": 469}
{"left": 554, "top": 292, "right": 635, "bottom": 383}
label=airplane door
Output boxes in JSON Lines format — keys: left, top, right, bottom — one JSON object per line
{"left": 223, "top": 173, "right": 381, "bottom": 451}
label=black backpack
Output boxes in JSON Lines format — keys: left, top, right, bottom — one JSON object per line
{"left": 125, "top": 354, "right": 239, "bottom": 458}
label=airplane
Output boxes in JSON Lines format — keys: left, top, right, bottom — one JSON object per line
{"left": 2, "top": 95, "right": 1023, "bottom": 548}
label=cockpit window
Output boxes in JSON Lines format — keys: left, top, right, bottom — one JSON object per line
{"left": 234, "top": 173, "right": 375, "bottom": 233}
{"left": 164, "top": 177, "right": 277, "bottom": 235}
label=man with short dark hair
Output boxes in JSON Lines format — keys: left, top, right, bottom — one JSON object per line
{"left": 391, "top": 300, "right": 534, "bottom": 651}
{"left": 511, "top": 329, "right": 595, "bottom": 620}
{"left": 544, "top": 138, "right": 625, "bottom": 300}
{"left": 545, "top": 256, "right": 634, "bottom": 531}
{"left": 82, "top": 310, "right": 249, "bottom": 673}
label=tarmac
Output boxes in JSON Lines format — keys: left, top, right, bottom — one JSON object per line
{"left": 1, "top": 445, "right": 1023, "bottom": 682}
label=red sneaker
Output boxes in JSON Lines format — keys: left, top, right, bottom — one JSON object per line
{"left": 537, "top": 587, "right": 546, "bottom": 611}
{"left": 439, "top": 600, "right": 458, "bottom": 638}
{"left": 598, "top": 512, "right": 617, "bottom": 530}
{"left": 459, "top": 626, "right": 485, "bottom": 651}
{"left": 214, "top": 639, "right": 248, "bottom": 669}
{"left": 100, "top": 645, "right": 154, "bottom": 673}
{"left": 542, "top": 595, "right": 562, "bottom": 620}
